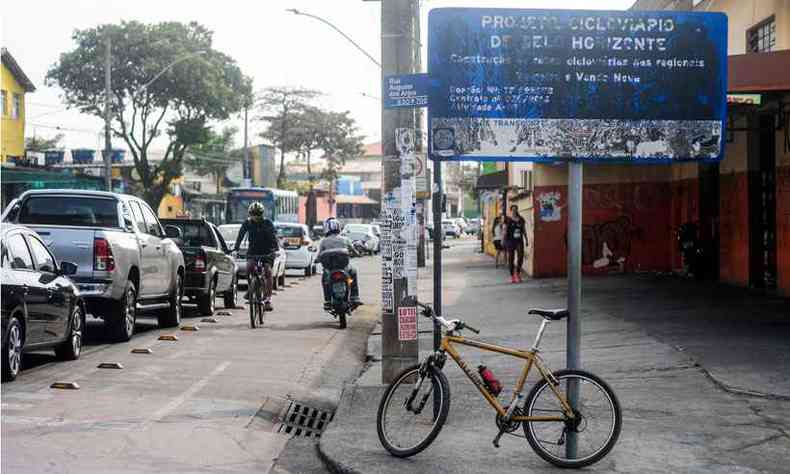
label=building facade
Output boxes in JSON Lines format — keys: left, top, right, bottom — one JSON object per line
{"left": 1, "top": 48, "right": 35, "bottom": 163}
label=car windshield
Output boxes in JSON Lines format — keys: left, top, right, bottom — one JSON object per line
{"left": 346, "top": 232, "right": 369, "bottom": 241}
{"left": 344, "top": 225, "right": 369, "bottom": 233}
{"left": 277, "top": 226, "right": 303, "bottom": 238}
{"left": 18, "top": 196, "right": 119, "bottom": 227}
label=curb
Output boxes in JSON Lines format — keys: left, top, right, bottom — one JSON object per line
{"left": 318, "top": 431, "right": 362, "bottom": 474}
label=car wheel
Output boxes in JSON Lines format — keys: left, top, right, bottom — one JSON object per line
{"left": 304, "top": 265, "right": 311, "bottom": 277}
{"left": 199, "top": 277, "right": 216, "bottom": 316}
{"left": 2, "top": 316, "right": 24, "bottom": 382}
{"left": 55, "top": 304, "right": 84, "bottom": 361}
{"left": 223, "top": 274, "right": 238, "bottom": 308}
{"left": 109, "top": 281, "right": 137, "bottom": 342}
{"left": 158, "top": 273, "right": 183, "bottom": 328}
{"left": 312, "top": 263, "right": 318, "bottom": 275}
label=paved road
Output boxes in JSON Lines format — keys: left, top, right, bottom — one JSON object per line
{"left": 2, "top": 259, "right": 380, "bottom": 474}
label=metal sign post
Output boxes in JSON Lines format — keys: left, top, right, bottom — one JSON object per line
{"left": 565, "top": 159, "right": 583, "bottom": 457}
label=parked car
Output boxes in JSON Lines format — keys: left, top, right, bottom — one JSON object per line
{"left": 453, "top": 217, "right": 469, "bottom": 235}
{"left": 2, "top": 190, "right": 185, "bottom": 342}
{"left": 276, "top": 223, "right": 317, "bottom": 276}
{"left": 442, "top": 219, "right": 461, "bottom": 238}
{"left": 161, "top": 218, "right": 237, "bottom": 315}
{"left": 2, "top": 224, "right": 85, "bottom": 381}
{"left": 466, "top": 218, "right": 482, "bottom": 236}
{"left": 341, "top": 224, "right": 380, "bottom": 254}
{"left": 217, "top": 223, "right": 286, "bottom": 290}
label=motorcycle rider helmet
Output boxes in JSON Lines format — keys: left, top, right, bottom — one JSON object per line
{"left": 324, "top": 217, "right": 341, "bottom": 235}
{"left": 248, "top": 202, "right": 264, "bottom": 221}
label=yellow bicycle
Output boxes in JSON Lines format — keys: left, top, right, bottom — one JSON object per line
{"left": 376, "top": 303, "right": 622, "bottom": 468}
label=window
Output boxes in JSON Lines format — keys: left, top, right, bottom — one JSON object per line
{"left": 139, "top": 203, "right": 163, "bottom": 237}
{"left": 11, "top": 93, "right": 21, "bottom": 119}
{"left": 521, "top": 170, "right": 533, "bottom": 192}
{"left": 6, "top": 234, "right": 33, "bottom": 270}
{"left": 1, "top": 90, "right": 7, "bottom": 116}
{"left": 27, "top": 235, "right": 56, "bottom": 273}
{"left": 129, "top": 202, "right": 147, "bottom": 232}
{"left": 747, "top": 16, "right": 776, "bottom": 53}
{"left": 19, "top": 196, "right": 119, "bottom": 228}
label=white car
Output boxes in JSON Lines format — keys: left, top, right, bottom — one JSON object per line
{"left": 442, "top": 220, "right": 461, "bottom": 238}
{"left": 341, "top": 224, "right": 380, "bottom": 254}
{"left": 276, "top": 223, "right": 318, "bottom": 276}
{"left": 217, "top": 223, "right": 287, "bottom": 290}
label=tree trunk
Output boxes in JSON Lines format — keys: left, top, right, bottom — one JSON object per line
{"left": 277, "top": 144, "right": 286, "bottom": 188}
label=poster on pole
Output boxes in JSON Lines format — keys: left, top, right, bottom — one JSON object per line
{"left": 428, "top": 8, "right": 727, "bottom": 163}
{"left": 398, "top": 306, "right": 418, "bottom": 341}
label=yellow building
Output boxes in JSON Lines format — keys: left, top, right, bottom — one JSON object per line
{"left": 1, "top": 48, "right": 36, "bottom": 163}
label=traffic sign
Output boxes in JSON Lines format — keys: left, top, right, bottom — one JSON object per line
{"left": 428, "top": 8, "right": 728, "bottom": 163}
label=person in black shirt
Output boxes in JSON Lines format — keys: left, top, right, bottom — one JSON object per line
{"left": 233, "top": 202, "right": 279, "bottom": 311}
{"left": 504, "top": 204, "right": 527, "bottom": 283}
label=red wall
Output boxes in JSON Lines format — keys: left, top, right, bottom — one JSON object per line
{"left": 669, "top": 178, "right": 699, "bottom": 270}
{"left": 777, "top": 165, "right": 790, "bottom": 296}
{"left": 298, "top": 195, "right": 336, "bottom": 224}
{"left": 718, "top": 172, "right": 751, "bottom": 287}
{"left": 533, "top": 181, "right": 673, "bottom": 277}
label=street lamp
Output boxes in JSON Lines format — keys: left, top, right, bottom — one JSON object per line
{"left": 133, "top": 50, "right": 208, "bottom": 99}
{"left": 285, "top": 9, "right": 381, "bottom": 68}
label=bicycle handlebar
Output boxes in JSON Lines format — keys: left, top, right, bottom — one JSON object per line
{"left": 416, "top": 301, "right": 480, "bottom": 334}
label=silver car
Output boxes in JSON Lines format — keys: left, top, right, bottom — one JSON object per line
{"left": 2, "top": 190, "right": 185, "bottom": 342}
{"left": 217, "top": 224, "right": 287, "bottom": 290}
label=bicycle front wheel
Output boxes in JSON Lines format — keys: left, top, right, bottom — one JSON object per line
{"left": 377, "top": 363, "right": 450, "bottom": 458}
{"left": 249, "top": 277, "right": 258, "bottom": 329}
{"left": 523, "top": 369, "right": 621, "bottom": 469}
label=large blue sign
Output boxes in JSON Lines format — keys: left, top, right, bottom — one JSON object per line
{"left": 383, "top": 73, "right": 434, "bottom": 109}
{"left": 428, "top": 8, "right": 728, "bottom": 162}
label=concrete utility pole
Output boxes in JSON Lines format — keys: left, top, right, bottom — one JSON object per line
{"left": 243, "top": 104, "right": 250, "bottom": 186}
{"left": 381, "top": 0, "right": 418, "bottom": 383}
{"left": 103, "top": 33, "right": 112, "bottom": 192}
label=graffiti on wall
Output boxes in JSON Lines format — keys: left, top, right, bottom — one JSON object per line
{"left": 537, "top": 191, "right": 562, "bottom": 222}
{"left": 580, "top": 216, "right": 641, "bottom": 270}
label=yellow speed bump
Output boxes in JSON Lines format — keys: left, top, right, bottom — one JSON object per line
{"left": 180, "top": 325, "right": 199, "bottom": 332}
{"left": 200, "top": 318, "right": 218, "bottom": 323}
{"left": 158, "top": 334, "right": 179, "bottom": 341}
{"left": 131, "top": 348, "right": 153, "bottom": 354}
{"left": 97, "top": 362, "right": 124, "bottom": 369}
{"left": 50, "top": 382, "right": 80, "bottom": 390}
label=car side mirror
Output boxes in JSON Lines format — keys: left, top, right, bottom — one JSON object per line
{"left": 164, "top": 225, "right": 182, "bottom": 239}
{"left": 60, "top": 261, "right": 78, "bottom": 276}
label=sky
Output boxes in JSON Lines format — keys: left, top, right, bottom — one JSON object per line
{"left": 2, "top": 0, "right": 635, "bottom": 154}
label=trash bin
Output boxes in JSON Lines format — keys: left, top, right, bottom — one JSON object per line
{"left": 71, "top": 149, "right": 95, "bottom": 164}
{"left": 45, "top": 150, "right": 65, "bottom": 166}
{"left": 111, "top": 149, "right": 126, "bottom": 163}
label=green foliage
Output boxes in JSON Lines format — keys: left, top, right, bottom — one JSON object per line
{"left": 46, "top": 20, "right": 251, "bottom": 209}
{"left": 184, "top": 126, "right": 239, "bottom": 195}
{"left": 25, "top": 133, "right": 64, "bottom": 152}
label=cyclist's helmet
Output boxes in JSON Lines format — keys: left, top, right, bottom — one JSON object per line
{"left": 248, "top": 202, "right": 264, "bottom": 218}
{"left": 324, "top": 217, "right": 341, "bottom": 235}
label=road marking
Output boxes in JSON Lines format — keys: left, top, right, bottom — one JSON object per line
{"left": 142, "top": 361, "right": 230, "bottom": 427}
{"left": 1, "top": 403, "right": 34, "bottom": 410}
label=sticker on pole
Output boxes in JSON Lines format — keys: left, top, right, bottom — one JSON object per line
{"left": 428, "top": 8, "right": 728, "bottom": 162}
{"left": 398, "top": 306, "right": 418, "bottom": 341}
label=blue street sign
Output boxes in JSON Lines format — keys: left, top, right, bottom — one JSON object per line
{"left": 428, "top": 8, "right": 728, "bottom": 163}
{"left": 383, "top": 73, "right": 434, "bottom": 109}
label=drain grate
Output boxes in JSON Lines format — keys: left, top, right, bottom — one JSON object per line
{"left": 275, "top": 401, "right": 335, "bottom": 438}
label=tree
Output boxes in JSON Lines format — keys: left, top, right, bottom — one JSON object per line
{"left": 25, "top": 133, "right": 64, "bottom": 152}
{"left": 256, "top": 87, "right": 321, "bottom": 188}
{"left": 46, "top": 21, "right": 251, "bottom": 209}
{"left": 184, "top": 126, "right": 239, "bottom": 195}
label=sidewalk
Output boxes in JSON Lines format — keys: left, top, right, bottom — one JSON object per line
{"left": 320, "top": 242, "right": 790, "bottom": 473}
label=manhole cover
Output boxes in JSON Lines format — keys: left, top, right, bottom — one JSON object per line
{"left": 274, "top": 401, "right": 335, "bottom": 438}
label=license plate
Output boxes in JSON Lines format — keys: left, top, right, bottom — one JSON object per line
{"left": 332, "top": 282, "right": 347, "bottom": 294}
{"left": 288, "top": 238, "right": 301, "bottom": 247}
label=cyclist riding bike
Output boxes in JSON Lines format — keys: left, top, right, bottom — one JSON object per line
{"left": 233, "top": 202, "right": 279, "bottom": 312}
{"left": 317, "top": 217, "right": 363, "bottom": 310}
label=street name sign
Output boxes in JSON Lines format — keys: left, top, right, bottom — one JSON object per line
{"left": 428, "top": 8, "right": 728, "bottom": 162}
{"left": 383, "top": 73, "right": 433, "bottom": 109}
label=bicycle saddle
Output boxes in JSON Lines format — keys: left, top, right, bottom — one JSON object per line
{"left": 528, "top": 309, "right": 569, "bottom": 320}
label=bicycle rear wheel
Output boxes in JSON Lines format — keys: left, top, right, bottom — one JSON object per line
{"left": 377, "top": 363, "right": 450, "bottom": 458}
{"left": 249, "top": 277, "right": 258, "bottom": 329}
{"left": 256, "top": 279, "right": 265, "bottom": 326}
{"left": 523, "top": 369, "right": 621, "bottom": 468}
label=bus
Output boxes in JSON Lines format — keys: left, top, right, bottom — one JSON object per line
{"left": 225, "top": 187, "right": 299, "bottom": 224}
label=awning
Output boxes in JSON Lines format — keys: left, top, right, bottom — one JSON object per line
{"left": 476, "top": 170, "right": 508, "bottom": 190}
{"left": 728, "top": 49, "right": 790, "bottom": 93}
{"left": 334, "top": 194, "right": 378, "bottom": 205}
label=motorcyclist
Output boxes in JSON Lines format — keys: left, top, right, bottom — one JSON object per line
{"left": 233, "top": 202, "right": 279, "bottom": 312}
{"left": 317, "top": 217, "right": 362, "bottom": 310}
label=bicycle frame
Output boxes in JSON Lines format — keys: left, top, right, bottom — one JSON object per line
{"left": 439, "top": 334, "right": 575, "bottom": 422}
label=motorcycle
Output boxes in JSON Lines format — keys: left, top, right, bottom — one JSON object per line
{"left": 326, "top": 267, "right": 360, "bottom": 329}
{"left": 351, "top": 240, "right": 368, "bottom": 257}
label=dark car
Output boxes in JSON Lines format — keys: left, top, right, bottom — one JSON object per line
{"left": 160, "top": 219, "right": 237, "bottom": 315}
{"left": 2, "top": 224, "right": 85, "bottom": 381}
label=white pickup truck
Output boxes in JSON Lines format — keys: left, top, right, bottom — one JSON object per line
{"left": 2, "top": 190, "right": 185, "bottom": 341}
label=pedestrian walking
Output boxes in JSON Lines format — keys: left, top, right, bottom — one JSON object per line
{"left": 505, "top": 205, "right": 527, "bottom": 283}
{"left": 492, "top": 215, "right": 505, "bottom": 268}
